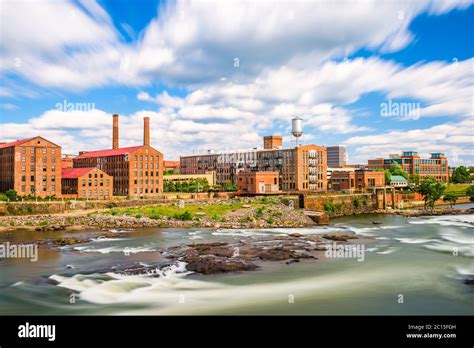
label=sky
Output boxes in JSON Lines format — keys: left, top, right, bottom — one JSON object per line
{"left": 0, "top": 0, "right": 473, "bottom": 165}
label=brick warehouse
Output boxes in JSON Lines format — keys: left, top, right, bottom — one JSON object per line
{"left": 180, "top": 137, "right": 327, "bottom": 192}
{"left": 73, "top": 114, "right": 164, "bottom": 197}
{"left": 0, "top": 137, "right": 62, "bottom": 197}
{"left": 368, "top": 151, "right": 448, "bottom": 182}
{"left": 61, "top": 167, "right": 113, "bottom": 199}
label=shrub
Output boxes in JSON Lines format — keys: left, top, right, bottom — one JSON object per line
{"left": 135, "top": 214, "right": 142, "bottom": 219}
{"left": 110, "top": 210, "right": 118, "bottom": 216}
{"left": 266, "top": 216, "right": 274, "bottom": 224}
{"left": 323, "top": 203, "right": 335, "bottom": 212}
{"left": 39, "top": 220, "right": 49, "bottom": 226}
{"left": 255, "top": 207, "right": 264, "bottom": 217}
{"left": 149, "top": 214, "right": 161, "bottom": 220}
{"left": 353, "top": 198, "right": 360, "bottom": 208}
{"left": 5, "top": 189, "right": 17, "bottom": 201}
{"left": 174, "top": 210, "right": 192, "bottom": 221}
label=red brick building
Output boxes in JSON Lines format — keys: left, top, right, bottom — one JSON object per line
{"left": 368, "top": 151, "right": 448, "bottom": 182}
{"left": 73, "top": 115, "right": 164, "bottom": 197}
{"left": 0, "top": 136, "right": 62, "bottom": 197}
{"left": 237, "top": 171, "right": 280, "bottom": 194}
{"left": 61, "top": 154, "right": 75, "bottom": 169}
{"left": 331, "top": 170, "right": 385, "bottom": 191}
{"left": 62, "top": 167, "right": 113, "bottom": 199}
{"left": 180, "top": 137, "right": 327, "bottom": 192}
{"left": 164, "top": 160, "right": 180, "bottom": 173}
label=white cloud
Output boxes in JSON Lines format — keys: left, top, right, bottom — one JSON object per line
{"left": 1, "top": 0, "right": 470, "bottom": 91}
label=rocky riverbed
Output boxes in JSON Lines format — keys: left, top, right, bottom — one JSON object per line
{"left": 111, "top": 233, "right": 361, "bottom": 275}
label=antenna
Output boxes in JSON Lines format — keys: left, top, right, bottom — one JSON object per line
{"left": 291, "top": 116, "right": 303, "bottom": 146}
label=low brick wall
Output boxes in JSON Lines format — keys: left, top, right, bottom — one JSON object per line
{"left": 0, "top": 191, "right": 238, "bottom": 216}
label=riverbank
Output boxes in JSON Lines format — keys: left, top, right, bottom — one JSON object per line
{"left": 1, "top": 199, "right": 472, "bottom": 233}
{"left": 0, "top": 198, "right": 317, "bottom": 232}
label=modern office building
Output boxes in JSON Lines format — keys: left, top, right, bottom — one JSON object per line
{"left": 0, "top": 136, "right": 62, "bottom": 197}
{"left": 73, "top": 114, "right": 164, "bottom": 197}
{"left": 326, "top": 145, "right": 346, "bottom": 167}
{"left": 368, "top": 151, "right": 448, "bottom": 182}
{"left": 180, "top": 136, "right": 327, "bottom": 192}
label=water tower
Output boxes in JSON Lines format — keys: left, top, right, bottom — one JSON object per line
{"left": 291, "top": 116, "right": 303, "bottom": 146}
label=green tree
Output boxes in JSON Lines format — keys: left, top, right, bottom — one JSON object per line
{"left": 450, "top": 166, "right": 471, "bottom": 183}
{"left": 384, "top": 169, "right": 392, "bottom": 184}
{"left": 410, "top": 174, "right": 420, "bottom": 186}
{"left": 466, "top": 185, "right": 474, "bottom": 202}
{"left": 443, "top": 193, "right": 457, "bottom": 208}
{"left": 389, "top": 162, "right": 409, "bottom": 179}
{"left": 5, "top": 189, "right": 17, "bottom": 201}
{"left": 415, "top": 177, "right": 446, "bottom": 209}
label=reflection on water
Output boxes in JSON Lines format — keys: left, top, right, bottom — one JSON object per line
{"left": 0, "top": 207, "right": 473, "bottom": 315}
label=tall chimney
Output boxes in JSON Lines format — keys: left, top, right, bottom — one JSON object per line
{"left": 112, "top": 114, "right": 119, "bottom": 149}
{"left": 143, "top": 116, "right": 150, "bottom": 147}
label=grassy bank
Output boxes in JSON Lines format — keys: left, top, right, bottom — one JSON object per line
{"left": 444, "top": 184, "right": 473, "bottom": 197}
{"left": 107, "top": 198, "right": 275, "bottom": 221}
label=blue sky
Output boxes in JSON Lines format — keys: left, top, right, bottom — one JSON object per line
{"left": 0, "top": 0, "right": 473, "bottom": 165}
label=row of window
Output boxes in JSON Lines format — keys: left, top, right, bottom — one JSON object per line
{"left": 21, "top": 185, "right": 55, "bottom": 192}
{"left": 81, "top": 189, "right": 110, "bottom": 197}
{"left": 132, "top": 179, "right": 160, "bottom": 185}
{"left": 21, "top": 165, "right": 57, "bottom": 172}
{"left": 81, "top": 179, "right": 110, "bottom": 187}
{"left": 133, "top": 163, "right": 159, "bottom": 169}
{"left": 21, "top": 175, "right": 55, "bottom": 182}
{"left": 21, "top": 147, "right": 56, "bottom": 155}
{"left": 133, "top": 171, "right": 159, "bottom": 177}
{"left": 21, "top": 156, "right": 56, "bottom": 163}
{"left": 133, "top": 155, "right": 160, "bottom": 162}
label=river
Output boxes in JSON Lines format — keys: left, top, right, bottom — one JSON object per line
{"left": 1, "top": 204, "right": 473, "bottom": 315}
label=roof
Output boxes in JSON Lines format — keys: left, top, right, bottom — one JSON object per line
{"left": 61, "top": 168, "right": 98, "bottom": 179}
{"left": 0, "top": 136, "right": 61, "bottom": 149}
{"left": 390, "top": 175, "right": 408, "bottom": 182}
{"left": 75, "top": 146, "right": 142, "bottom": 159}
{"left": 0, "top": 137, "right": 35, "bottom": 149}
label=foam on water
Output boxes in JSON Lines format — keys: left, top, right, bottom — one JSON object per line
{"left": 73, "top": 246, "right": 157, "bottom": 254}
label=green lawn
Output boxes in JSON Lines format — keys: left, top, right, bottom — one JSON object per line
{"left": 0, "top": 193, "right": 7, "bottom": 201}
{"left": 444, "top": 184, "right": 473, "bottom": 197}
{"left": 107, "top": 199, "right": 272, "bottom": 221}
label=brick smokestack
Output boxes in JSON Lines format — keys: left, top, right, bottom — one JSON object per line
{"left": 112, "top": 114, "right": 119, "bottom": 149}
{"left": 143, "top": 116, "right": 150, "bottom": 147}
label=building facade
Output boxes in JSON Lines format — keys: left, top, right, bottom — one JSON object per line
{"left": 331, "top": 170, "right": 385, "bottom": 191}
{"left": 0, "top": 136, "right": 62, "bottom": 197}
{"left": 164, "top": 160, "right": 180, "bottom": 173}
{"left": 61, "top": 167, "right": 113, "bottom": 199}
{"left": 237, "top": 171, "right": 280, "bottom": 194}
{"left": 180, "top": 137, "right": 327, "bottom": 192}
{"left": 73, "top": 115, "right": 164, "bottom": 197}
{"left": 368, "top": 151, "right": 448, "bottom": 182}
{"left": 163, "top": 171, "right": 216, "bottom": 186}
{"left": 326, "top": 145, "right": 346, "bottom": 167}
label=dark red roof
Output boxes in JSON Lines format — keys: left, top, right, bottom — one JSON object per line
{"left": 75, "top": 146, "right": 142, "bottom": 159}
{"left": 0, "top": 137, "right": 35, "bottom": 149}
{"left": 61, "top": 167, "right": 96, "bottom": 179}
